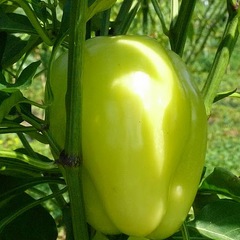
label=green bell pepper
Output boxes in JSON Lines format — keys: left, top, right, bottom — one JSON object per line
{"left": 47, "top": 35, "right": 207, "bottom": 239}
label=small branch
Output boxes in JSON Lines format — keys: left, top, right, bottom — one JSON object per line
{"left": 201, "top": 1, "right": 240, "bottom": 116}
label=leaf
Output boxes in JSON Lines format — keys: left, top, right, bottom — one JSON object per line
{"left": 0, "top": 61, "right": 41, "bottom": 91}
{"left": 213, "top": 89, "right": 237, "bottom": 103}
{"left": 0, "top": 31, "right": 7, "bottom": 67}
{"left": 0, "top": 190, "right": 58, "bottom": 240}
{"left": 30, "top": 0, "right": 51, "bottom": 24}
{"left": 0, "top": 175, "right": 64, "bottom": 202}
{"left": 231, "top": 92, "right": 240, "bottom": 98}
{"left": 1, "top": 33, "right": 41, "bottom": 68}
{"left": 0, "top": 34, "right": 27, "bottom": 68}
{"left": 188, "top": 199, "right": 240, "bottom": 240}
{"left": 0, "top": 2, "right": 19, "bottom": 13}
{"left": 0, "top": 158, "right": 40, "bottom": 178}
{"left": 0, "top": 91, "right": 24, "bottom": 123}
{"left": 0, "top": 175, "right": 58, "bottom": 240}
{"left": 87, "top": 0, "right": 117, "bottom": 20}
{"left": 58, "top": 0, "right": 70, "bottom": 36}
{"left": 15, "top": 61, "right": 41, "bottom": 88}
{"left": 199, "top": 167, "right": 240, "bottom": 201}
{"left": 0, "top": 71, "right": 6, "bottom": 84}
{"left": 0, "top": 11, "right": 36, "bottom": 34}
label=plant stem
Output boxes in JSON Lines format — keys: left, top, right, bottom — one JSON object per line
{"left": 201, "top": 1, "right": 239, "bottom": 116}
{"left": 61, "top": 165, "right": 88, "bottom": 240}
{"left": 58, "top": 0, "right": 89, "bottom": 239}
{"left": 151, "top": 0, "right": 168, "bottom": 35}
{"left": 64, "top": 1, "right": 86, "bottom": 159}
{"left": 181, "top": 222, "right": 190, "bottom": 240}
{"left": 169, "top": 0, "right": 197, "bottom": 56}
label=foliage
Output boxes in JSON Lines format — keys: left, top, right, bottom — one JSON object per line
{"left": 0, "top": 0, "right": 240, "bottom": 239}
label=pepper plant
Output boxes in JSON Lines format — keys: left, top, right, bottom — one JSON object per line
{"left": 0, "top": 0, "right": 240, "bottom": 240}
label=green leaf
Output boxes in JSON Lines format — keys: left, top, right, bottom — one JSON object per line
{"left": 30, "top": 0, "right": 51, "bottom": 24}
{"left": 213, "top": 89, "right": 237, "bottom": 103}
{"left": 0, "top": 174, "right": 66, "bottom": 239}
{"left": 0, "top": 174, "right": 64, "bottom": 202}
{"left": 0, "top": 186, "right": 58, "bottom": 240}
{"left": 193, "top": 192, "right": 220, "bottom": 216}
{"left": 199, "top": 167, "right": 240, "bottom": 202}
{"left": 58, "top": 0, "right": 70, "bottom": 37}
{"left": 0, "top": 2, "right": 19, "bottom": 13}
{"left": 0, "top": 150, "right": 57, "bottom": 173}
{"left": 87, "top": 0, "right": 117, "bottom": 20}
{"left": 0, "top": 91, "right": 24, "bottom": 123}
{"left": 0, "top": 11, "right": 36, "bottom": 34}
{"left": 0, "top": 157, "right": 51, "bottom": 177}
{"left": 0, "top": 32, "right": 7, "bottom": 66}
{"left": 0, "top": 90, "right": 35, "bottom": 124}
{"left": 0, "top": 71, "right": 6, "bottom": 83}
{"left": 0, "top": 61, "right": 41, "bottom": 91}
{"left": 15, "top": 61, "right": 41, "bottom": 88}
{"left": 188, "top": 199, "right": 240, "bottom": 240}
{"left": 1, "top": 34, "right": 27, "bottom": 68}
{"left": 1, "top": 33, "right": 41, "bottom": 68}
{"left": 231, "top": 92, "right": 240, "bottom": 98}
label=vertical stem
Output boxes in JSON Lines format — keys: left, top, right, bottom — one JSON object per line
{"left": 201, "top": 2, "right": 239, "bottom": 116}
{"left": 62, "top": 165, "right": 89, "bottom": 240}
{"left": 58, "top": 0, "right": 89, "bottom": 239}
{"left": 65, "top": 0, "right": 87, "bottom": 158}
{"left": 150, "top": 0, "right": 168, "bottom": 35}
{"left": 181, "top": 222, "right": 190, "bottom": 240}
{"left": 142, "top": 0, "right": 149, "bottom": 34}
{"left": 169, "top": 0, "right": 197, "bottom": 56}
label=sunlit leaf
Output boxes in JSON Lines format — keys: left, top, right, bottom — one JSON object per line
{"left": 188, "top": 200, "right": 240, "bottom": 240}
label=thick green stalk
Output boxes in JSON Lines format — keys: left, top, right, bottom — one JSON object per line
{"left": 61, "top": 165, "right": 88, "bottom": 240}
{"left": 58, "top": 0, "right": 89, "bottom": 239}
{"left": 201, "top": 2, "right": 239, "bottom": 116}
{"left": 169, "top": 0, "right": 197, "bottom": 56}
{"left": 64, "top": 1, "right": 87, "bottom": 159}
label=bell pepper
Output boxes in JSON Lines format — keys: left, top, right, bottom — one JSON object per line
{"left": 47, "top": 35, "right": 207, "bottom": 239}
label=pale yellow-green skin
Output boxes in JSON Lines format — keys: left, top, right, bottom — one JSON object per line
{"left": 48, "top": 36, "right": 207, "bottom": 239}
